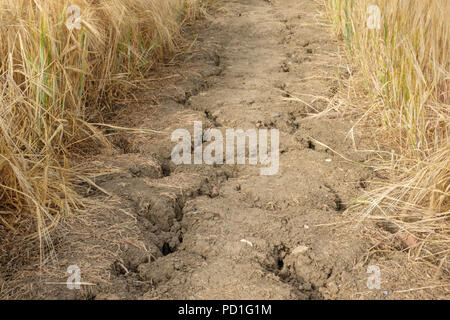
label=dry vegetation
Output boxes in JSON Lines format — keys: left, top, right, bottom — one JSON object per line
{"left": 326, "top": 0, "right": 449, "bottom": 268}
{"left": 0, "top": 0, "right": 204, "bottom": 255}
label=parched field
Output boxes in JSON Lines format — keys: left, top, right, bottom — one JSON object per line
{"left": 0, "top": 0, "right": 448, "bottom": 300}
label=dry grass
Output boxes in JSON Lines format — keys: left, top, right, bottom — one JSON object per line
{"left": 326, "top": 0, "right": 449, "bottom": 268}
{"left": 0, "top": 0, "right": 205, "bottom": 257}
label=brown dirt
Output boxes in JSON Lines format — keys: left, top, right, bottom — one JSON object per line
{"left": 1, "top": 0, "right": 448, "bottom": 300}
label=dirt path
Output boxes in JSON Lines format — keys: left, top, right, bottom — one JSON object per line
{"left": 1, "top": 0, "right": 397, "bottom": 300}
{"left": 112, "top": 0, "right": 374, "bottom": 299}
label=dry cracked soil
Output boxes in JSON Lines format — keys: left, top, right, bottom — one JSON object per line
{"left": 1, "top": 0, "right": 446, "bottom": 300}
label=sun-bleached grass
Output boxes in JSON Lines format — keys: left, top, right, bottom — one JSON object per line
{"left": 0, "top": 0, "right": 204, "bottom": 256}
{"left": 326, "top": 0, "right": 449, "bottom": 266}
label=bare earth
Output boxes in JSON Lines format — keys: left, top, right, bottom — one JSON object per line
{"left": 1, "top": 0, "right": 447, "bottom": 300}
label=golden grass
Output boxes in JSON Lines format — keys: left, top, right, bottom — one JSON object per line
{"left": 326, "top": 0, "right": 449, "bottom": 266}
{"left": 0, "top": 0, "right": 204, "bottom": 255}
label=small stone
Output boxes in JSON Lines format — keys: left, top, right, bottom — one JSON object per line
{"left": 292, "top": 245, "right": 309, "bottom": 256}
{"left": 395, "top": 231, "right": 419, "bottom": 248}
{"left": 210, "top": 186, "right": 219, "bottom": 198}
{"left": 240, "top": 239, "right": 253, "bottom": 247}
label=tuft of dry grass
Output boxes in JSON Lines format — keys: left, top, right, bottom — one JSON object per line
{"left": 326, "top": 0, "right": 449, "bottom": 268}
{"left": 0, "top": 0, "right": 205, "bottom": 258}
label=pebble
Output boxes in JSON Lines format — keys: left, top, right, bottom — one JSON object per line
{"left": 210, "top": 186, "right": 219, "bottom": 198}
{"left": 240, "top": 239, "right": 253, "bottom": 247}
{"left": 292, "top": 245, "right": 309, "bottom": 255}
